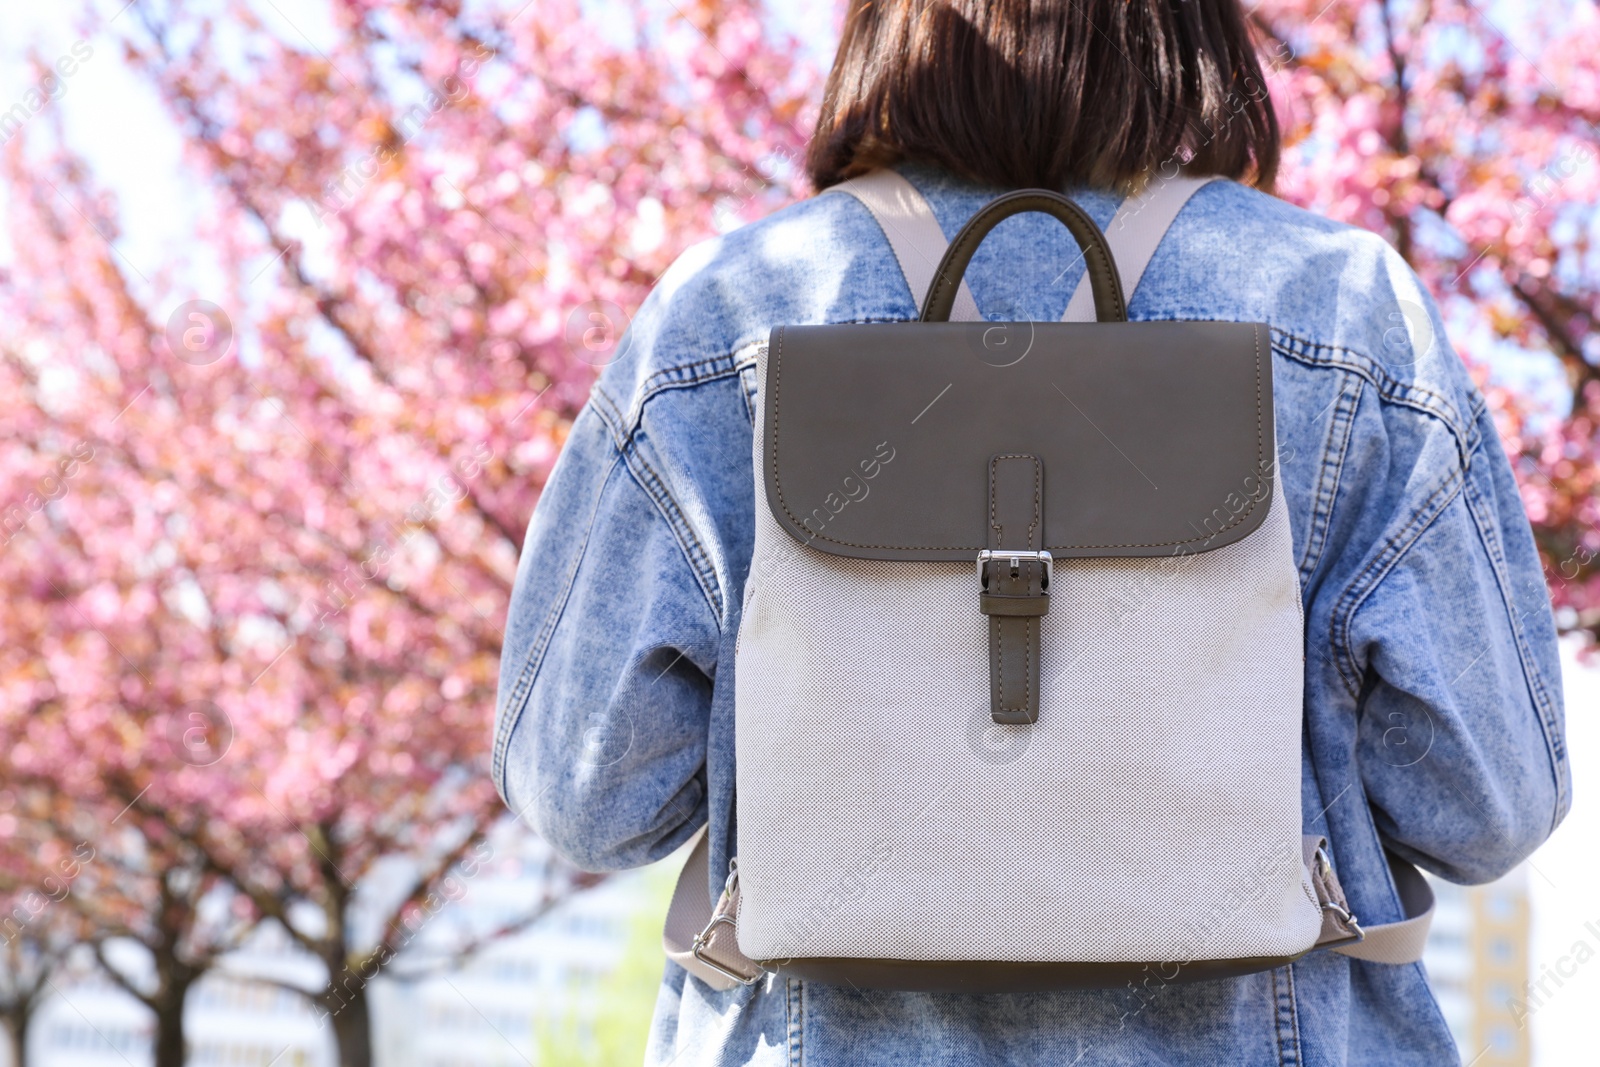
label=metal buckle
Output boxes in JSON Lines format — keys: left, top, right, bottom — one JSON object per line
{"left": 691, "top": 861, "right": 761, "bottom": 986}
{"left": 1313, "top": 845, "right": 1365, "bottom": 943}
{"left": 977, "top": 549, "right": 1052, "bottom": 589}
{"left": 1314, "top": 845, "right": 1332, "bottom": 878}
{"left": 1320, "top": 899, "right": 1366, "bottom": 943}
{"left": 692, "top": 916, "right": 760, "bottom": 985}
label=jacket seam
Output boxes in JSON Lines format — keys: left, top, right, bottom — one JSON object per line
{"left": 617, "top": 435, "right": 725, "bottom": 622}
{"left": 734, "top": 338, "right": 766, "bottom": 370}
{"left": 1465, "top": 389, "right": 1489, "bottom": 426}
{"left": 1459, "top": 451, "right": 1571, "bottom": 826}
{"left": 1330, "top": 462, "right": 1467, "bottom": 699}
{"left": 589, "top": 364, "right": 756, "bottom": 624}
{"left": 593, "top": 356, "right": 745, "bottom": 447}
{"left": 591, "top": 342, "right": 765, "bottom": 446}
{"left": 490, "top": 445, "right": 628, "bottom": 797}
{"left": 1286, "top": 965, "right": 1302, "bottom": 1066}
{"left": 1271, "top": 966, "right": 1284, "bottom": 1065}
{"left": 1272, "top": 964, "right": 1302, "bottom": 1067}
{"left": 786, "top": 976, "right": 803, "bottom": 1067}
{"left": 1269, "top": 329, "right": 1475, "bottom": 466}
{"left": 585, "top": 383, "right": 630, "bottom": 447}
{"left": 1298, "top": 374, "right": 1363, "bottom": 584}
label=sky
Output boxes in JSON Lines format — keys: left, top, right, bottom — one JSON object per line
{"left": 0, "top": 3, "right": 194, "bottom": 274}
{"left": 1, "top": 2, "right": 1595, "bottom": 1064}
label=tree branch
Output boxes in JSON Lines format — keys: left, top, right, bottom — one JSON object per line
{"left": 89, "top": 941, "right": 158, "bottom": 1013}
{"left": 1507, "top": 272, "right": 1600, "bottom": 405}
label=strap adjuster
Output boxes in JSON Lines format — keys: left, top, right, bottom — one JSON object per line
{"left": 977, "top": 549, "right": 1052, "bottom": 590}
{"left": 691, "top": 860, "right": 761, "bottom": 986}
{"left": 1313, "top": 845, "right": 1365, "bottom": 946}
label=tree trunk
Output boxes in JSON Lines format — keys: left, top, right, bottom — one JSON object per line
{"left": 3, "top": 1010, "right": 29, "bottom": 1067}
{"left": 329, "top": 985, "right": 373, "bottom": 1067}
{"left": 152, "top": 998, "right": 187, "bottom": 1067}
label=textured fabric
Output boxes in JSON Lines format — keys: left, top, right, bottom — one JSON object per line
{"left": 736, "top": 348, "right": 1321, "bottom": 962}
{"left": 493, "top": 161, "right": 1569, "bottom": 1067}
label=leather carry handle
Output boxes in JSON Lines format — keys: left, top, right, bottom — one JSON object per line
{"left": 920, "top": 189, "right": 1128, "bottom": 323}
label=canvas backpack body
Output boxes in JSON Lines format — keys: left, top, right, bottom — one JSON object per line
{"left": 663, "top": 174, "right": 1434, "bottom": 993}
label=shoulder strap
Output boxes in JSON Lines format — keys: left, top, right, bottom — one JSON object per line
{"left": 1057, "top": 176, "right": 1217, "bottom": 321}
{"left": 822, "top": 170, "right": 982, "bottom": 321}
{"left": 1324, "top": 844, "right": 1437, "bottom": 964}
{"left": 662, "top": 826, "right": 762, "bottom": 990}
{"left": 829, "top": 170, "right": 1220, "bottom": 321}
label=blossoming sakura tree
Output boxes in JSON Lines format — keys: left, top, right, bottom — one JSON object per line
{"left": 1, "top": 1, "right": 1595, "bottom": 1064}
{"left": 1257, "top": 0, "right": 1600, "bottom": 635}
{"left": 1, "top": 1, "right": 812, "bottom": 1063}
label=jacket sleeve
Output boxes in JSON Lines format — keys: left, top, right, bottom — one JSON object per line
{"left": 1346, "top": 397, "right": 1570, "bottom": 885}
{"left": 492, "top": 402, "right": 719, "bottom": 872}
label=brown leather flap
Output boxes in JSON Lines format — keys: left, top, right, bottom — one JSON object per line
{"left": 763, "top": 320, "right": 1274, "bottom": 561}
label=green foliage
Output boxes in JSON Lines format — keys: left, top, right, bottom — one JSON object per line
{"left": 532, "top": 861, "right": 676, "bottom": 1066}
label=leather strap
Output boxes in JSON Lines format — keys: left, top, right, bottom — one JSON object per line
{"left": 922, "top": 190, "right": 1126, "bottom": 322}
{"left": 983, "top": 453, "right": 1047, "bottom": 724}
{"left": 822, "top": 171, "right": 982, "bottom": 322}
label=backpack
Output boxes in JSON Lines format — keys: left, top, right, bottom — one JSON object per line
{"left": 663, "top": 172, "right": 1435, "bottom": 993}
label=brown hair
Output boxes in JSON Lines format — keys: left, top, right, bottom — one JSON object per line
{"left": 806, "top": 0, "right": 1279, "bottom": 193}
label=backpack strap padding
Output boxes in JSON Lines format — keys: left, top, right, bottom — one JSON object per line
{"left": 822, "top": 170, "right": 983, "bottom": 321}
{"left": 1058, "top": 175, "right": 1219, "bottom": 322}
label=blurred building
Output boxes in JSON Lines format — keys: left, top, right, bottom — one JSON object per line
{"left": 1424, "top": 866, "right": 1531, "bottom": 1067}
{"left": 370, "top": 872, "right": 658, "bottom": 1067}
{"left": 15, "top": 833, "right": 663, "bottom": 1067}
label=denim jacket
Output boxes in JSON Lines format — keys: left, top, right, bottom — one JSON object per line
{"left": 493, "top": 163, "right": 1570, "bottom": 1067}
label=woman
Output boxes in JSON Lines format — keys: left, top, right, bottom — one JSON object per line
{"left": 494, "top": 2, "right": 1569, "bottom": 1063}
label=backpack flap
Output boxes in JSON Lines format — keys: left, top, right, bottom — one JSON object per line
{"left": 762, "top": 318, "right": 1275, "bottom": 564}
